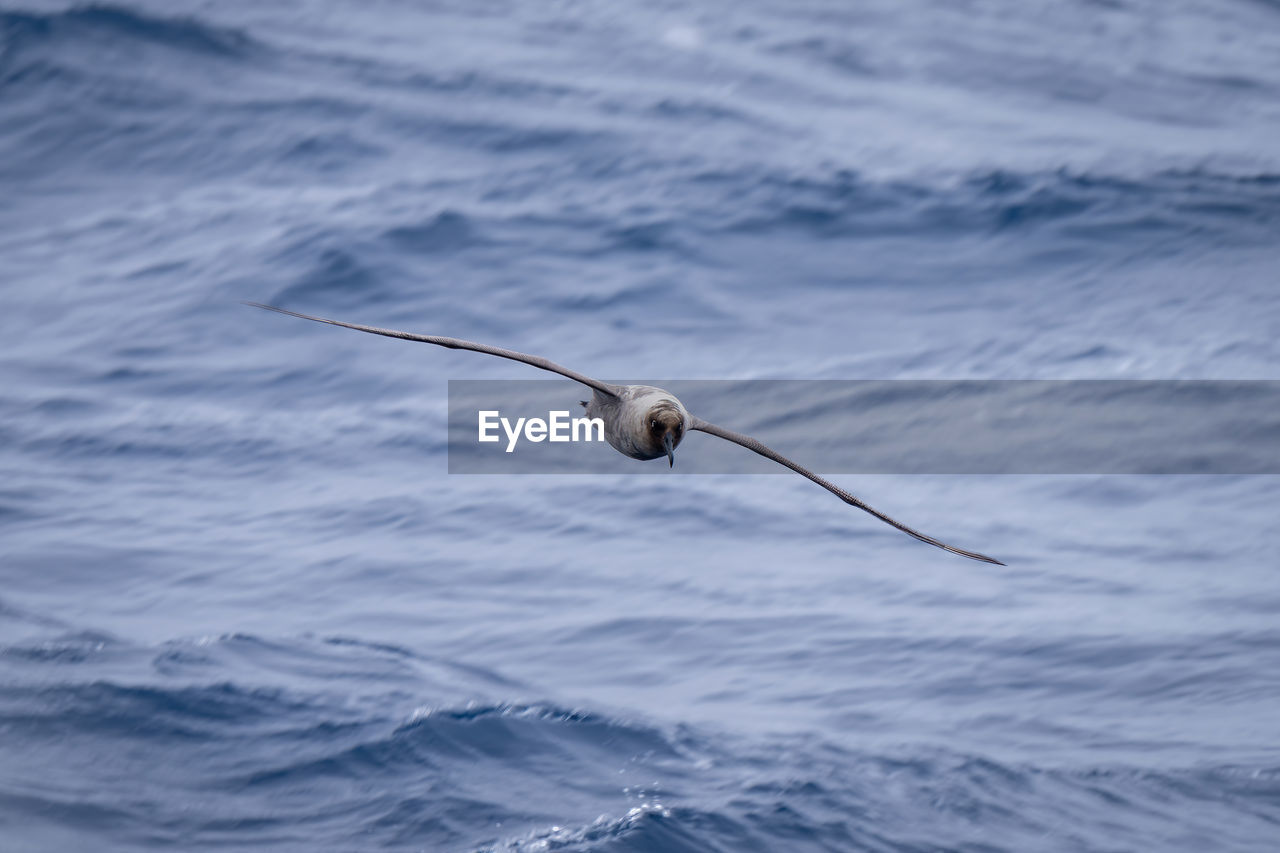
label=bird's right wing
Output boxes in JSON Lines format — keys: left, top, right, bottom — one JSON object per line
{"left": 688, "top": 415, "right": 1005, "bottom": 565}
{"left": 245, "top": 303, "right": 620, "bottom": 398}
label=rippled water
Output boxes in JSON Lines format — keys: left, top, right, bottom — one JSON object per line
{"left": 3, "top": 1, "right": 1279, "bottom": 850}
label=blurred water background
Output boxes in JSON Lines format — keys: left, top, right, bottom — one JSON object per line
{"left": 2, "top": 1, "right": 1279, "bottom": 850}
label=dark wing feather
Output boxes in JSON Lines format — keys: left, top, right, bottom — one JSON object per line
{"left": 245, "top": 303, "right": 619, "bottom": 398}
{"left": 689, "top": 416, "right": 1005, "bottom": 565}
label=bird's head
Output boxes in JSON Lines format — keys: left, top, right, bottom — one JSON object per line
{"left": 645, "top": 403, "right": 686, "bottom": 467}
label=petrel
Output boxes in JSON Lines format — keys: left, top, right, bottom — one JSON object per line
{"left": 246, "top": 303, "right": 1004, "bottom": 564}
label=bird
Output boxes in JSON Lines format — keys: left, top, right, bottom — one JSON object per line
{"left": 246, "top": 302, "right": 1005, "bottom": 564}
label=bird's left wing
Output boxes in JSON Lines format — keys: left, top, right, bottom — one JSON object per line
{"left": 245, "top": 303, "right": 620, "bottom": 398}
{"left": 688, "top": 416, "right": 1005, "bottom": 564}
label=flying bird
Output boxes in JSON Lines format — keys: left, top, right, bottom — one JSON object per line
{"left": 246, "top": 302, "right": 1004, "bottom": 564}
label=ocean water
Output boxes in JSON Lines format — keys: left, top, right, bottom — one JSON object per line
{"left": 2, "top": 1, "right": 1279, "bottom": 850}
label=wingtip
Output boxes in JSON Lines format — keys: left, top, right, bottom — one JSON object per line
{"left": 947, "top": 544, "right": 1006, "bottom": 565}
{"left": 243, "top": 302, "right": 313, "bottom": 322}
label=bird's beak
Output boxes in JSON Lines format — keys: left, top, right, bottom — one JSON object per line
{"left": 663, "top": 431, "right": 675, "bottom": 468}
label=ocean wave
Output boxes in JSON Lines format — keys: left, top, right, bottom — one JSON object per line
{"left": 0, "top": 679, "right": 314, "bottom": 740}
{"left": 482, "top": 803, "right": 684, "bottom": 853}
{"left": 385, "top": 210, "right": 487, "bottom": 255}
{"left": 0, "top": 5, "right": 256, "bottom": 59}
{"left": 232, "top": 700, "right": 684, "bottom": 789}
{"left": 0, "top": 630, "right": 119, "bottom": 665}
{"left": 397, "top": 701, "right": 683, "bottom": 761}
{"left": 708, "top": 165, "right": 1280, "bottom": 244}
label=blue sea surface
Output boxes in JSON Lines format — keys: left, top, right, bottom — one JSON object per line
{"left": 3, "top": 1, "right": 1280, "bottom": 850}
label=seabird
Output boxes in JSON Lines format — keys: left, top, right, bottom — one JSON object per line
{"left": 246, "top": 302, "right": 1004, "bottom": 564}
